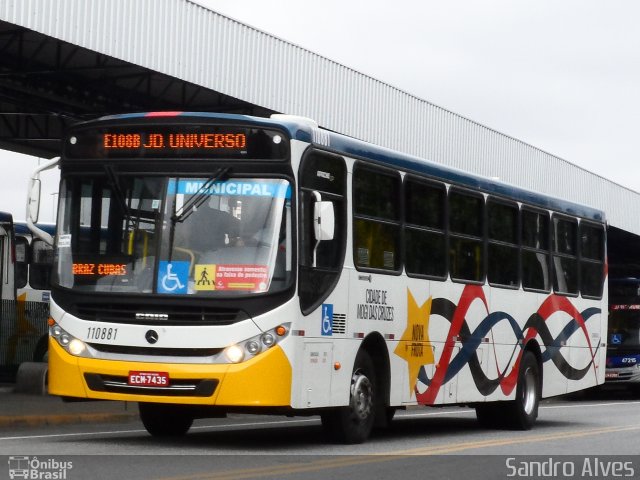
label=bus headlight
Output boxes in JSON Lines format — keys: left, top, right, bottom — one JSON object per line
{"left": 50, "top": 322, "right": 90, "bottom": 358}
{"left": 261, "top": 333, "right": 275, "bottom": 347}
{"left": 246, "top": 341, "right": 261, "bottom": 355}
{"left": 223, "top": 324, "right": 290, "bottom": 364}
{"left": 224, "top": 345, "right": 245, "bottom": 363}
{"left": 68, "top": 338, "right": 87, "bottom": 356}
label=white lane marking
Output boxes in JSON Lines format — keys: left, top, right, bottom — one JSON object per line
{"left": 0, "top": 428, "right": 148, "bottom": 441}
{"left": 0, "top": 419, "right": 318, "bottom": 441}
{"left": 540, "top": 400, "right": 640, "bottom": 409}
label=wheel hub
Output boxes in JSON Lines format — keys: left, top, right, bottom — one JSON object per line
{"left": 350, "top": 372, "right": 373, "bottom": 421}
{"left": 522, "top": 366, "right": 538, "bottom": 415}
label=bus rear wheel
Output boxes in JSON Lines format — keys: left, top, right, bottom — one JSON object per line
{"left": 476, "top": 351, "right": 540, "bottom": 430}
{"left": 139, "top": 403, "right": 194, "bottom": 437}
{"left": 507, "top": 350, "right": 540, "bottom": 430}
{"left": 321, "top": 350, "right": 377, "bottom": 444}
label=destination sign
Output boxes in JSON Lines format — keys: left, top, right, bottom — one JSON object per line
{"left": 73, "top": 263, "right": 127, "bottom": 276}
{"left": 65, "top": 124, "right": 289, "bottom": 160}
{"left": 102, "top": 132, "right": 247, "bottom": 150}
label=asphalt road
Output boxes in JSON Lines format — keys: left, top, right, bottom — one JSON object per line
{"left": 1, "top": 389, "right": 639, "bottom": 480}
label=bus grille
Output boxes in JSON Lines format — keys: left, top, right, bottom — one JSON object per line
{"left": 73, "top": 303, "right": 247, "bottom": 326}
{"left": 87, "top": 343, "right": 224, "bottom": 357}
{"left": 606, "top": 371, "right": 636, "bottom": 382}
{"left": 84, "top": 373, "right": 218, "bottom": 397}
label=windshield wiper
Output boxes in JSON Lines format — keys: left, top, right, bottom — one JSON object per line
{"left": 171, "top": 167, "right": 229, "bottom": 224}
{"left": 167, "top": 167, "right": 229, "bottom": 260}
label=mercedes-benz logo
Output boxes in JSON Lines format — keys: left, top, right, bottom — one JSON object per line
{"left": 145, "top": 330, "right": 159, "bottom": 344}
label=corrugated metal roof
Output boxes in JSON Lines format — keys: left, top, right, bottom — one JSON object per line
{"left": 2, "top": 0, "right": 639, "bottom": 233}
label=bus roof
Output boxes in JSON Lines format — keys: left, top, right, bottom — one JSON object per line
{"left": 0, "top": 211, "right": 13, "bottom": 223}
{"left": 84, "top": 112, "right": 606, "bottom": 223}
{"left": 14, "top": 222, "right": 55, "bottom": 236}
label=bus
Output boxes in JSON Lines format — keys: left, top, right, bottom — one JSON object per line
{"left": 29, "top": 112, "right": 607, "bottom": 443}
{"left": 14, "top": 221, "right": 54, "bottom": 363}
{"left": 606, "top": 275, "right": 640, "bottom": 389}
{"left": 0, "top": 213, "right": 53, "bottom": 380}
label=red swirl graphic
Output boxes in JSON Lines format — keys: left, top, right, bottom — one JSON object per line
{"left": 416, "top": 285, "right": 599, "bottom": 405}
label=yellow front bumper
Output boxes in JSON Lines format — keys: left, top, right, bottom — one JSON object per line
{"left": 48, "top": 338, "right": 292, "bottom": 406}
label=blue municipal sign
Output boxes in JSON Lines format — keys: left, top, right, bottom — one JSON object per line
{"left": 168, "top": 180, "right": 291, "bottom": 198}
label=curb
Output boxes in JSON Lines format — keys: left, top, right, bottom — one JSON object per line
{"left": 0, "top": 411, "right": 139, "bottom": 429}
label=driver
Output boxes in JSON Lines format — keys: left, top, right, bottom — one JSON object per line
{"left": 194, "top": 197, "right": 241, "bottom": 251}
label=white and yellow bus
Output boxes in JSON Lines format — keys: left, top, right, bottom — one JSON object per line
{"left": 30, "top": 112, "right": 607, "bottom": 443}
{"left": 0, "top": 213, "right": 53, "bottom": 380}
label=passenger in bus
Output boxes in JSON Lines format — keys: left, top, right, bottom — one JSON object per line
{"left": 181, "top": 197, "right": 241, "bottom": 254}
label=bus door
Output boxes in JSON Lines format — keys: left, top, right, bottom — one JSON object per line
{"left": 0, "top": 222, "right": 17, "bottom": 370}
{"left": 0, "top": 225, "right": 6, "bottom": 303}
{"left": 0, "top": 222, "right": 15, "bottom": 303}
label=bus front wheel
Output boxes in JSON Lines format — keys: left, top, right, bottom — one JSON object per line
{"left": 321, "top": 350, "right": 377, "bottom": 444}
{"left": 33, "top": 336, "right": 48, "bottom": 363}
{"left": 139, "top": 403, "right": 193, "bottom": 437}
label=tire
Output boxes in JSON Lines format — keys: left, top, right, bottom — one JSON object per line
{"left": 475, "top": 351, "right": 540, "bottom": 430}
{"left": 321, "top": 350, "right": 377, "bottom": 444}
{"left": 373, "top": 406, "right": 396, "bottom": 430}
{"left": 383, "top": 407, "right": 396, "bottom": 426}
{"left": 505, "top": 350, "right": 540, "bottom": 430}
{"left": 33, "top": 336, "right": 48, "bottom": 363}
{"left": 139, "top": 403, "right": 193, "bottom": 437}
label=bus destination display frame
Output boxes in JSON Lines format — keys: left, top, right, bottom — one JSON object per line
{"left": 64, "top": 124, "right": 290, "bottom": 161}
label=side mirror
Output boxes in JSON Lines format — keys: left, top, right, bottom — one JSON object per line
{"left": 26, "top": 157, "right": 59, "bottom": 247}
{"left": 313, "top": 201, "right": 335, "bottom": 241}
{"left": 28, "top": 178, "right": 41, "bottom": 223}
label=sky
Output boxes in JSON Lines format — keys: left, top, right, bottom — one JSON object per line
{"left": 4, "top": 0, "right": 640, "bottom": 223}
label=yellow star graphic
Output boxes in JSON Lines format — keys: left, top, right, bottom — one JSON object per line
{"left": 394, "top": 289, "right": 435, "bottom": 397}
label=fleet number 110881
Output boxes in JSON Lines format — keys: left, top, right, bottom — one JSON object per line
{"left": 86, "top": 327, "right": 118, "bottom": 341}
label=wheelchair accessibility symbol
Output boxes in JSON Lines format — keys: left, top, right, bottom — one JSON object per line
{"left": 321, "top": 304, "right": 333, "bottom": 336}
{"left": 610, "top": 333, "right": 623, "bottom": 345}
{"left": 157, "top": 261, "right": 189, "bottom": 294}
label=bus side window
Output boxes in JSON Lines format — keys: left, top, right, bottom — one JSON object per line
{"left": 521, "top": 208, "right": 551, "bottom": 292}
{"left": 487, "top": 199, "right": 519, "bottom": 288}
{"left": 580, "top": 222, "right": 605, "bottom": 298}
{"left": 14, "top": 237, "right": 29, "bottom": 289}
{"left": 552, "top": 216, "right": 578, "bottom": 295}
{"left": 449, "top": 189, "right": 484, "bottom": 283}
{"left": 404, "top": 177, "right": 446, "bottom": 278}
{"left": 353, "top": 165, "right": 402, "bottom": 272}
{"left": 30, "top": 239, "right": 53, "bottom": 290}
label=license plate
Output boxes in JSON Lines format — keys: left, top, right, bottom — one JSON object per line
{"left": 605, "top": 372, "right": 619, "bottom": 379}
{"left": 128, "top": 371, "right": 170, "bottom": 387}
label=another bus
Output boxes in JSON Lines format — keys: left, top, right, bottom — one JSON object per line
{"left": 14, "top": 221, "right": 54, "bottom": 363}
{"left": 0, "top": 213, "right": 53, "bottom": 380}
{"left": 606, "top": 275, "right": 640, "bottom": 389}
{"left": 30, "top": 112, "right": 607, "bottom": 443}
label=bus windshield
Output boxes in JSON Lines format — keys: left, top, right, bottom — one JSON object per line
{"left": 609, "top": 277, "right": 640, "bottom": 355}
{"left": 609, "top": 309, "right": 640, "bottom": 352}
{"left": 54, "top": 174, "right": 292, "bottom": 296}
